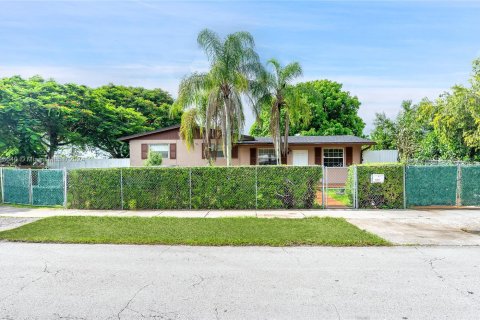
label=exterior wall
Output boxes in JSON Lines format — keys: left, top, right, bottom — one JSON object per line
{"left": 128, "top": 127, "right": 363, "bottom": 167}
{"left": 237, "top": 144, "right": 362, "bottom": 166}
{"left": 130, "top": 139, "right": 241, "bottom": 167}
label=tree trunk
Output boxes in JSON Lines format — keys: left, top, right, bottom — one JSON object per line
{"left": 47, "top": 132, "right": 58, "bottom": 159}
{"left": 273, "top": 103, "right": 282, "bottom": 165}
{"left": 283, "top": 112, "right": 290, "bottom": 159}
{"left": 224, "top": 100, "right": 232, "bottom": 166}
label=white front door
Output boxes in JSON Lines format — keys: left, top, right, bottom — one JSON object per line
{"left": 292, "top": 150, "right": 309, "bottom": 166}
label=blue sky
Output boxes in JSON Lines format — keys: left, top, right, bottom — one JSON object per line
{"left": 1, "top": 1, "right": 479, "bottom": 133}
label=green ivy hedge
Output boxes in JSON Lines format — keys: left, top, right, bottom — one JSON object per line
{"left": 67, "top": 166, "right": 323, "bottom": 210}
{"left": 123, "top": 168, "right": 190, "bottom": 209}
{"left": 67, "top": 168, "right": 122, "bottom": 209}
{"left": 257, "top": 166, "right": 322, "bottom": 209}
{"left": 346, "top": 163, "right": 404, "bottom": 209}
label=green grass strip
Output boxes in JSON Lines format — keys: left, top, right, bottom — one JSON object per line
{"left": 0, "top": 216, "right": 389, "bottom": 246}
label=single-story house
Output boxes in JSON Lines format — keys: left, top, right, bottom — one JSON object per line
{"left": 119, "top": 124, "right": 375, "bottom": 167}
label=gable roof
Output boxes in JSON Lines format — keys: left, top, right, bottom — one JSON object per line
{"left": 118, "top": 124, "right": 180, "bottom": 142}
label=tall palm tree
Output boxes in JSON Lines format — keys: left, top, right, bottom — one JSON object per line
{"left": 250, "top": 59, "right": 309, "bottom": 164}
{"left": 175, "top": 29, "right": 262, "bottom": 166}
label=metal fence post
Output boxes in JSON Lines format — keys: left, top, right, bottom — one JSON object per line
{"left": 255, "top": 166, "right": 258, "bottom": 210}
{"left": 189, "top": 167, "right": 192, "bottom": 210}
{"left": 120, "top": 168, "right": 124, "bottom": 210}
{"left": 63, "top": 167, "right": 67, "bottom": 208}
{"left": 322, "top": 165, "right": 325, "bottom": 208}
{"left": 403, "top": 165, "right": 407, "bottom": 209}
{"left": 353, "top": 165, "right": 358, "bottom": 209}
{"left": 29, "top": 168, "right": 33, "bottom": 205}
{"left": 0, "top": 167, "right": 3, "bottom": 204}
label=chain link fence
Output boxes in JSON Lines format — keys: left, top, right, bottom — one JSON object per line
{"left": 323, "top": 167, "right": 353, "bottom": 208}
{"left": 460, "top": 165, "right": 480, "bottom": 206}
{"left": 65, "top": 166, "right": 323, "bottom": 210}
{"left": 405, "top": 165, "right": 457, "bottom": 207}
{"left": 0, "top": 168, "right": 66, "bottom": 206}
{"left": 2, "top": 164, "right": 480, "bottom": 210}
{"left": 347, "top": 164, "right": 404, "bottom": 209}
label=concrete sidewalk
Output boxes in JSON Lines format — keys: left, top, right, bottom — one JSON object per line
{"left": 1, "top": 205, "right": 480, "bottom": 245}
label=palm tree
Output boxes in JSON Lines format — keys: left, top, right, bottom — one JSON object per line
{"left": 175, "top": 29, "right": 262, "bottom": 166}
{"left": 250, "top": 59, "right": 309, "bottom": 164}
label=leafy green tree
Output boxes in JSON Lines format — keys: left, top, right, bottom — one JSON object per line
{"left": 251, "top": 80, "right": 365, "bottom": 138}
{"left": 93, "top": 84, "right": 177, "bottom": 128}
{"left": 0, "top": 76, "right": 179, "bottom": 161}
{"left": 249, "top": 59, "right": 309, "bottom": 164}
{"left": 371, "top": 57, "right": 480, "bottom": 162}
{"left": 175, "top": 29, "right": 262, "bottom": 166}
{"left": 369, "top": 113, "right": 398, "bottom": 150}
{"left": 0, "top": 76, "right": 91, "bottom": 160}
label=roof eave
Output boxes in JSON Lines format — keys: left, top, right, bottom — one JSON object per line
{"left": 236, "top": 141, "right": 376, "bottom": 146}
{"left": 118, "top": 124, "right": 181, "bottom": 142}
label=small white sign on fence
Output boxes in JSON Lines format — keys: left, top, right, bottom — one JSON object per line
{"left": 370, "top": 174, "right": 385, "bottom": 184}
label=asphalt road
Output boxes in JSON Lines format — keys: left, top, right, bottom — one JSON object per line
{"left": 0, "top": 243, "right": 479, "bottom": 320}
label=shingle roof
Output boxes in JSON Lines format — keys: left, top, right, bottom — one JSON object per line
{"left": 237, "top": 135, "right": 375, "bottom": 145}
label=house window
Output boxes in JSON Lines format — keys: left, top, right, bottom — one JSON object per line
{"left": 209, "top": 143, "right": 224, "bottom": 158}
{"left": 258, "top": 148, "right": 276, "bottom": 165}
{"left": 149, "top": 144, "right": 169, "bottom": 159}
{"left": 323, "top": 148, "right": 344, "bottom": 167}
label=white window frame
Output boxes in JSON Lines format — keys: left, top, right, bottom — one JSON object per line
{"left": 258, "top": 148, "right": 277, "bottom": 165}
{"left": 149, "top": 144, "right": 169, "bottom": 159}
{"left": 322, "top": 147, "right": 345, "bottom": 167}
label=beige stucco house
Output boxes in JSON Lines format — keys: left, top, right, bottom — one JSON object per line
{"left": 119, "top": 124, "right": 375, "bottom": 168}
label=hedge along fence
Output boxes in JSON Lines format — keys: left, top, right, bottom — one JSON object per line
{"left": 346, "top": 163, "right": 404, "bottom": 209}
{"left": 66, "top": 166, "right": 323, "bottom": 210}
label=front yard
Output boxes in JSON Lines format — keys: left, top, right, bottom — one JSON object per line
{"left": 0, "top": 216, "right": 389, "bottom": 246}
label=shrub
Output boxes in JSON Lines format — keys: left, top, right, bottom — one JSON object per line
{"left": 346, "top": 163, "right": 404, "bottom": 209}
{"left": 144, "top": 151, "right": 163, "bottom": 166}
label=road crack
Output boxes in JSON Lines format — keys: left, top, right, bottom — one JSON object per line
{"left": 116, "top": 283, "right": 152, "bottom": 320}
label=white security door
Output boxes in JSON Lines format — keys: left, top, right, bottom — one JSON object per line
{"left": 292, "top": 150, "right": 309, "bottom": 166}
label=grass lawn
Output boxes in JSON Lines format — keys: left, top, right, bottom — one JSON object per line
{"left": 0, "top": 216, "right": 389, "bottom": 246}
{"left": 327, "top": 189, "right": 351, "bottom": 206}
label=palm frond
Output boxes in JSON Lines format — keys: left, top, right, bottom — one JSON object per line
{"left": 197, "top": 29, "right": 222, "bottom": 63}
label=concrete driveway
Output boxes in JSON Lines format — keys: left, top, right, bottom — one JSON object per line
{"left": 0, "top": 243, "right": 479, "bottom": 320}
{"left": 1, "top": 205, "right": 480, "bottom": 245}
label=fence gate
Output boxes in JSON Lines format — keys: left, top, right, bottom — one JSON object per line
{"left": 1, "top": 168, "right": 66, "bottom": 206}
{"left": 323, "top": 166, "right": 354, "bottom": 208}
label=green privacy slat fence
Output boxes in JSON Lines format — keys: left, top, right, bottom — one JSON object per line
{"left": 3, "top": 169, "right": 30, "bottom": 204}
{"left": 460, "top": 166, "right": 480, "bottom": 206}
{"left": 31, "top": 170, "right": 65, "bottom": 206}
{"left": 405, "top": 166, "right": 457, "bottom": 207}
{"left": 1, "top": 169, "right": 65, "bottom": 206}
